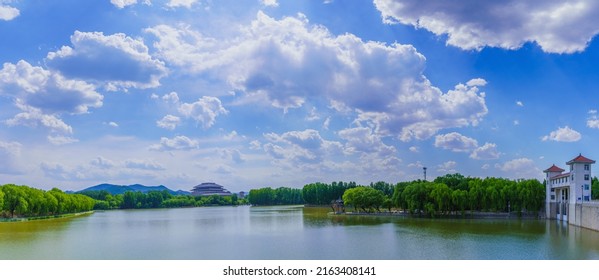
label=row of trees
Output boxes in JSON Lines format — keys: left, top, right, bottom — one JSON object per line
{"left": 0, "top": 184, "right": 95, "bottom": 218}
{"left": 391, "top": 178, "right": 545, "bottom": 216}
{"left": 247, "top": 187, "right": 304, "bottom": 205}
{"left": 79, "top": 190, "right": 244, "bottom": 210}
{"left": 298, "top": 174, "right": 547, "bottom": 216}
{"left": 302, "top": 182, "right": 358, "bottom": 205}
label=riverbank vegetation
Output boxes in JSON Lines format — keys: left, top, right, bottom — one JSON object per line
{"left": 79, "top": 190, "right": 246, "bottom": 210}
{"left": 247, "top": 187, "right": 303, "bottom": 205}
{"left": 305, "top": 174, "right": 547, "bottom": 217}
{"left": 0, "top": 184, "right": 95, "bottom": 219}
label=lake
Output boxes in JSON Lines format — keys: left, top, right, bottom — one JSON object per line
{"left": 1, "top": 205, "right": 599, "bottom": 259}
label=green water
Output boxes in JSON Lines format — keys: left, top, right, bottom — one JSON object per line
{"left": 1, "top": 205, "right": 598, "bottom": 259}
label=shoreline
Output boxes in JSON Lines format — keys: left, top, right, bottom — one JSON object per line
{"left": 336, "top": 210, "right": 542, "bottom": 220}
{"left": 0, "top": 211, "right": 94, "bottom": 223}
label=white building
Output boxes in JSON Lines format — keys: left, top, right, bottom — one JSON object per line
{"left": 544, "top": 154, "right": 595, "bottom": 222}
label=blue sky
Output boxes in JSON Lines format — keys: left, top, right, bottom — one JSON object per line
{"left": 2, "top": 0, "right": 599, "bottom": 192}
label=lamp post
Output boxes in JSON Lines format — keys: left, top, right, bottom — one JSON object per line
{"left": 423, "top": 167, "right": 427, "bottom": 181}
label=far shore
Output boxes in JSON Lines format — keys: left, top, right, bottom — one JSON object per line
{"left": 0, "top": 211, "right": 94, "bottom": 223}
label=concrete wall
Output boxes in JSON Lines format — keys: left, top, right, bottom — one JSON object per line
{"left": 573, "top": 201, "right": 599, "bottom": 232}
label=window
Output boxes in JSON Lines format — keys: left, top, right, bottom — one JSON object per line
{"left": 585, "top": 164, "right": 590, "bottom": 170}
{"left": 551, "top": 195, "right": 555, "bottom": 200}
{"left": 572, "top": 175, "right": 574, "bottom": 180}
{"left": 585, "top": 196, "right": 590, "bottom": 201}
{"left": 585, "top": 174, "right": 590, "bottom": 180}
{"left": 585, "top": 184, "right": 590, "bottom": 190}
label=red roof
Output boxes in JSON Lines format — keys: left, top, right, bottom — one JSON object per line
{"left": 544, "top": 164, "right": 565, "bottom": 173}
{"left": 566, "top": 154, "right": 595, "bottom": 164}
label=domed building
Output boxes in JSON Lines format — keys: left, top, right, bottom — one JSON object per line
{"left": 190, "top": 182, "right": 232, "bottom": 196}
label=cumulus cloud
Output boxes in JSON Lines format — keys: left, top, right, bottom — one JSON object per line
{"left": 338, "top": 126, "right": 396, "bottom": 156}
{"left": 46, "top": 31, "right": 167, "bottom": 89}
{"left": 90, "top": 156, "right": 116, "bottom": 169}
{"left": 437, "top": 161, "right": 457, "bottom": 173}
{"left": 263, "top": 129, "right": 343, "bottom": 165}
{"left": 470, "top": 142, "right": 500, "bottom": 160}
{"left": 433, "top": 131, "right": 500, "bottom": 160}
{"left": 220, "top": 149, "right": 245, "bottom": 164}
{"left": 0, "top": 140, "right": 22, "bottom": 174}
{"left": 373, "top": 0, "right": 599, "bottom": 53}
{"left": 261, "top": 0, "right": 279, "bottom": 7}
{"left": 434, "top": 132, "right": 478, "bottom": 152}
{"left": 166, "top": 0, "right": 198, "bottom": 8}
{"left": 146, "top": 12, "right": 487, "bottom": 137}
{"left": 516, "top": 101, "right": 524, "bottom": 107}
{"left": 409, "top": 146, "right": 419, "bottom": 153}
{"left": 108, "top": 121, "right": 119, "bottom": 127}
{"left": 0, "top": 60, "right": 103, "bottom": 114}
{"left": 156, "top": 114, "right": 181, "bottom": 130}
{"left": 0, "top": 4, "right": 19, "bottom": 21}
{"left": 110, "top": 0, "right": 138, "bottom": 9}
{"left": 5, "top": 101, "right": 73, "bottom": 134}
{"left": 496, "top": 158, "right": 541, "bottom": 179}
{"left": 541, "top": 126, "right": 581, "bottom": 142}
{"left": 587, "top": 110, "right": 599, "bottom": 128}
{"left": 178, "top": 96, "right": 228, "bottom": 129}
{"left": 149, "top": 135, "right": 199, "bottom": 151}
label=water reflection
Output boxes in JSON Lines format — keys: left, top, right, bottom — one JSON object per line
{"left": 2, "top": 207, "right": 599, "bottom": 259}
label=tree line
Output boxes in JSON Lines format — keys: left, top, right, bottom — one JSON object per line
{"left": 247, "top": 187, "right": 303, "bottom": 205}
{"left": 300, "top": 174, "right": 547, "bottom": 216}
{"left": 78, "top": 190, "right": 245, "bottom": 210}
{"left": 0, "top": 184, "right": 95, "bottom": 218}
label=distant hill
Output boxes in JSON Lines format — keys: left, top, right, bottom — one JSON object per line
{"left": 78, "top": 183, "right": 191, "bottom": 196}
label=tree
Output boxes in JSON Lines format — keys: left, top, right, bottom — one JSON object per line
{"left": 342, "top": 186, "right": 386, "bottom": 213}
{"left": 592, "top": 177, "right": 599, "bottom": 200}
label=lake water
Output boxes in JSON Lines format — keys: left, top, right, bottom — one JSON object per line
{"left": 1, "top": 205, "right": 599, "bottom": 260}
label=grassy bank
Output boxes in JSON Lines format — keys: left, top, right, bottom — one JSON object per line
{"left": 0, "top": 211, "right": 94, "bottom": 223}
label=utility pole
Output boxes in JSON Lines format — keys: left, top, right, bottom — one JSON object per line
{"left": 423, "top": 167, "right": 427, "bottom": 181}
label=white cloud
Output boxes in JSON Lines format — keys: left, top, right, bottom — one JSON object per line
{"left": 0, "top": 60, "right": 103, "bottom": 114}
{"left": 162, "top": 91, "right": 180, "bottom": 103}
{"left": 264, "top": 129, "right": 344, "bottom": 166}
{"left": 373, "top": 0, "right": 599, "bottom": 53}
{"left": 108, "top": 121, "right": 119, "bottom": 127}
{"left": 47, "top": 135, "right": 79, "bottom": 145}
{"left": 110, "top": 0, "right": 137, "bottom": 9}
{"left": 0, "top": 4, "right": 19, "bottom": 21}
{"left": 166, "top": 0, "right": 197, "bottom": 8}
{"left": 46, "top": 31, "right": 167, "bottom": 89}
{"left": 0, "top": 140, "right": 22, "bottom": 174}
{"left": 5, "top": 101, "right": 73, "bottom": 134}
{"left": 178, "top": 96, "right": 228, "bottom": 129}
{"left": 470, "top": 142, "right": 500, "bottom": 160}
{"left": 408, "top": 161, "right": 423, "bottom": 168}
{"left": 481, "top": 164, "right": 490, "bottom": 170}
{"left": 409, "top": 146, "right": 419, "bottom": 153}
{"left": 149, "top": 135, "right": 199, "bottom": 151}
{"left": 156, "top": 114, "right": 181, "bottom": 130}
{"left": 587, "top": 110, "right": 599, "bottom": 128}
{"left": 434, "top": 132, "right": 478, "bottom": 152}
{"left": 261, "top": 0, "right": 279, "bottom": 7}
{"left": 437, "top": 161, "right": 457, "bottom": 173}
{"left": 338, "top": 126, "right": 396, "bottom": 156}
{"left": 541, "top": 126, "right": 581, "bottom": 142}
{"left": 125, "top": 159, "right": 165, "bottom": 170}
{"left": 496, "top": 158, "right": 541, "bottom": 179}
{"left": 516, "top": 101, "right": 524, "bottom": 107}
{"left": 220, "top": 149, "right": 245, "bottom": 164}
{"left": 90, "top": 156, "right": 116, "bottom": 169}
{"left": 514, "top": 120, "right": 520, "bottom": 125}
{"left": 146, "top": 12, "right": 487, "bottom": 136}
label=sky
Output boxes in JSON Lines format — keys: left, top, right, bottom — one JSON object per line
{"left": 2, "top": 0, "right": 599, "bottom": 192}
